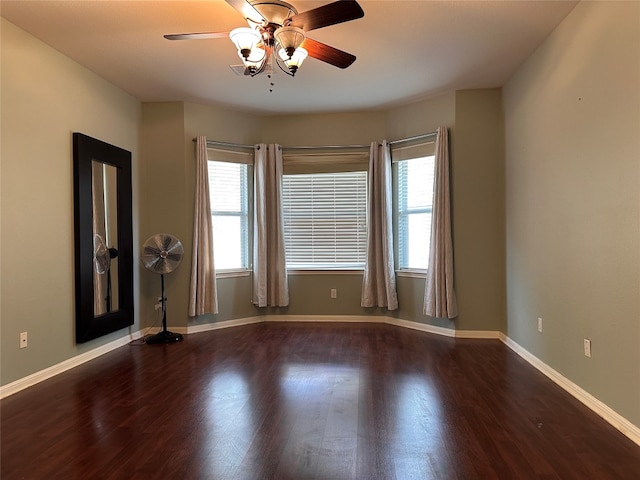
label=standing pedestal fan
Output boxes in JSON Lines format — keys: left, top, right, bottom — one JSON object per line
{"left": 94, "top": 234, "right": 119, "bottom": 313}
{"left": 142, "top": 233, "right": 184, "bottom": 344}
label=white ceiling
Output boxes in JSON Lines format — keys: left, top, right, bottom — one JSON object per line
{"left": 1, "top": 0, "right": 578, "bottom": 114}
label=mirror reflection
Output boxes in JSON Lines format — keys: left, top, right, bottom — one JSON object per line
{"left": 92, "top": 161, "right": 119, "bottom": 316}
{"left": 74, "top": 132, "right": 133, "bottom": 343}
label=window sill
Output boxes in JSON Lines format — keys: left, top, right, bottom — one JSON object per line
{"left": 287, "top": 269, "right": 364, "bottom": 276}
{"left": 216, "top": 269, "right": 251, "bottom": 279}
{"left": 215, "top": 269, "right": 425, "bottom": 278}
{"left": 396, "top": 269, "right": 427, "bottom": 279}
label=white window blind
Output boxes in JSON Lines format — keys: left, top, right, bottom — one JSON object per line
{"left": 396, "top": 156, "right": 435, "bottom": 270}
{"left": 282, "top": 171, "right": 367, "bottom": 269}
{"left": 208, "top": 160, "right": 250, "bottom": 270}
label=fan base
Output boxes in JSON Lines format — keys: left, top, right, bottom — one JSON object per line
{"left": 146, "top": 330, "right": 183, "bottom": 344}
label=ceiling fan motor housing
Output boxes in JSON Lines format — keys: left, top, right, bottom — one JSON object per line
{"left": 250, "top": 1, "right": 298, "bottom": 26}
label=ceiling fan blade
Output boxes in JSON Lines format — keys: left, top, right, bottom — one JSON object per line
{"left": 288, "top": 0, "right": 364, "bottom": 32}
{"left": 164, "top": 32, "right": 229, "bottom": 41}
{"left": 301, "top": 38, "right": 356, "bottom": 69}
{"left": 225, "top": 0, "right": 265, "bottom": 24}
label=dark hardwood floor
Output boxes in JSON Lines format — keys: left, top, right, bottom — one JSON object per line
{"left": 2, "top": 322, "right": 639, "bottom": 479}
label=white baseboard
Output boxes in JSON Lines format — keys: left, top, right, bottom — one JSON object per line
{"left": 0, "top": 329, "right": 146, "bottom": 399}
{"left": 265, "top": 314, "right": 382, "bottom": 324}
{"left": 382, "top": 317, "right": 501, "bottom": 339}
{"left": 262, "top": 314, "right": 500, "bottom": 339}
{"left": 186, "top": 316, "right": 264, "bottom": 334}
{"left": 500, "top": 333, "right": 640, "bottom": 446}
{"left": 3, "top": 316, "right": 637, "bottom": 447}
{"left": 154, "top": 314, "right": 499, "bottom": 340}
{"left": 265, "top": 314, "right": 458, "bottom": 335}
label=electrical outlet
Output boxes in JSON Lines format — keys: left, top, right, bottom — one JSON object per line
{"left": 330, "top": 288, "right": 337, "bottom": 299}
{"left": 19, "top": 332, "right": 28, "bottom": 349}
{"left": 584, "top": 338, "right": 592, "bottom": 358}
{"left": 154, "top": 302, "right": 162, "bottom": 311}
{"left": 537, "top": 317, "right": 543, "bottom": 333}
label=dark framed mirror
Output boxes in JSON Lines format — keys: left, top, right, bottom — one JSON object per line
{"left": 73, "top": 132, "right": 134, "bottom": 343}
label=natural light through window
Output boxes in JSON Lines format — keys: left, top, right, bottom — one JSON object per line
{"left": 282, "top": 171, "right": 367, "bottom": 269}
{"left": 396, "top": 156, "right": 435, "bottom": 270}
{"left": 208, "top": 160, "right": 250, "bottom": 270}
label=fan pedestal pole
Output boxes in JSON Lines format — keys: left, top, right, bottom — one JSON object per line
{"left": 146, "top": 274, "right": 183, "bottom": 344}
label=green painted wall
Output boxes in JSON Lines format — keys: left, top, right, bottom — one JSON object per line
{"left": 0, "top": 18, "right": 141, "bottom": 385}
{"left": 259, "top": 111, "right": 387, "bottom": 146}
{"left": 173, "top": 91, "right": 504, "bottom": 333}
{"left": 139, "top": 101, "right": 263, "bottom": 329}
{"left": 503, "top": 1, "right": 640, "bottom": 426}
{"left": 453, "top": 89, "right": 505, "bottom": 332}
{"left": 139, "top": 102, "right": 188, "bottom": 329}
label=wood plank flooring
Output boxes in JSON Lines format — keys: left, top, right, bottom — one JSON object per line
{"left": 2, "top": 322, "right": 639, "bottom": 479}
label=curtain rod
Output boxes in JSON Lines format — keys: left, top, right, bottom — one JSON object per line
{"left": 389, "top": 131, "right": 437, "bottom": 146}
{"left": 196, "top": 130, "right": 438, "bottom": 151}
{"left": 203, "top": 139, "right": 254, "bottom": 151}
{"left": 284, "top": 144, "right": 368, "bottom": 151}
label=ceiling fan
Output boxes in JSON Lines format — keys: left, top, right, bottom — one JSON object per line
{"left": 164, "top": 0, "right": 364, "bottom": 77}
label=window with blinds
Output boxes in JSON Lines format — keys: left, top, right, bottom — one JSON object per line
{"left": 282, "top": 171, "right": 368, "bottom": 269}
{"left": 395, "top": 155, "right": 435, "bottom": 270}
{"left": 208, "top": 158, "right": 251, "bottom": 271}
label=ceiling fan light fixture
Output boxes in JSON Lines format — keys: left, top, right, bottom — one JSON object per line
{"left": 274, "top": 26, "right": 305, "bottom": 58}
{"left": 243, "top": 45, "right": 267, "bottom": 75}
{"left": 278, "top": 46, "right": 307, "bottom": 75}
{"left": 229, "top": 27, "right": 261, "bottom": 59}
{"left": 165, "top": 1, "right": 364, "bottom": 78}
{"left": 244, "top": 45, "right": 266, "bottom": 65}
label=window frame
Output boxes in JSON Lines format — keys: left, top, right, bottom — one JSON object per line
{"left": 207, "top": 148, "right": 253, "bottom": 275}
{"left": 281, "top": 150, "right": 369, "bottom": 272}
{"left": 392, "top": 141, "right": 436, "bottom": 276}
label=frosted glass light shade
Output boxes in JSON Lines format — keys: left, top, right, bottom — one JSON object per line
{"left": 278, "top": 47, "right": 307, "bottom": 75}
{"left": 278, "top": 47, "right": 308, "bottom": 68}
{"left": 244, "top": 46, "right": 266, "bottom": 67}
{"left": 229, "top": 27, "right": 261, "bottom": 59}
{"left": 274, "top": 26, "right": 305, "bottom": 58}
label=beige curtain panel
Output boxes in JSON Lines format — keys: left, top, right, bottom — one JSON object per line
{"left": 424, "top": 127, "right": 458, "bottom": 318}
{"left": 188, "top": 136, "right": 219, "bottom": 316}
{"left": 361, "top": 141, "right": 399, "bottom": 310}
{"left": 253, "top": 144, "right": 289, "bottom": 307}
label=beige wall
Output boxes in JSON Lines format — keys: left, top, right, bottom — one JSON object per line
{"left": 453, "top": 89, "right": 505, "bottom": 331}
{"left": 259, "top": 111, "right": 387, "bottom": 145}
{"left": 503, "top": 1, "right": 640, "bottom": 426}
{"left": 386, "top": 92, "right": 456, "bottom": 141}
{"left": 137, "top": 102, "right": 265, "bottom": 329}
{"left": 139, "top": 102, "right": 187, "bottom": 328}
{"left": 171, "top": 91, "right": 504, "bottom": 333}
{"left": 1, "top": 19, "right": 141, "bottom": 385}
